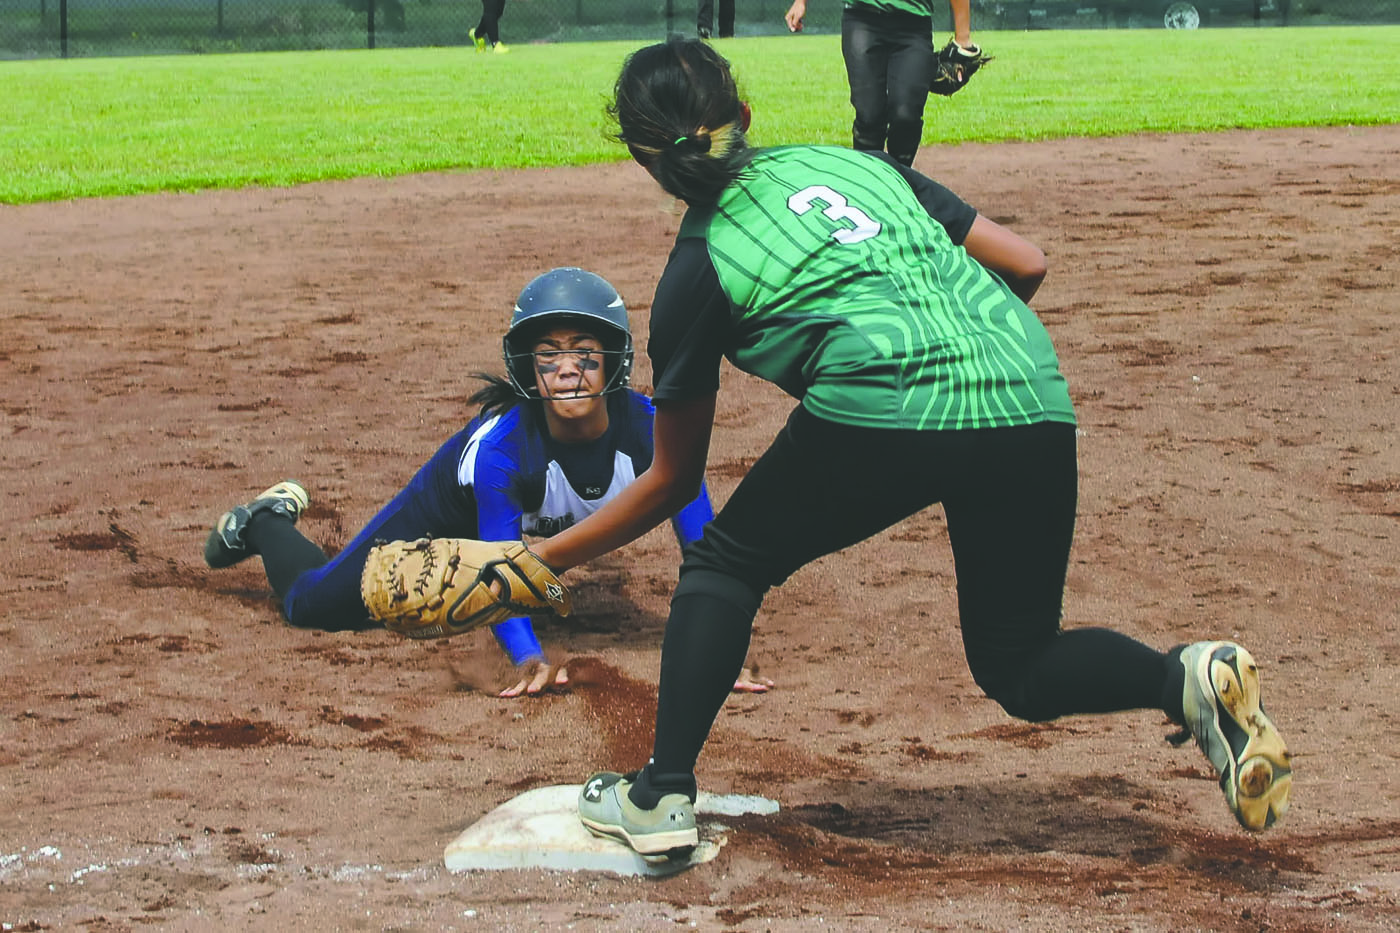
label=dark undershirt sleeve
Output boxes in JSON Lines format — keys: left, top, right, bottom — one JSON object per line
{"left": 646, "top": 237, "right": 731, "bottom": 404}
{"left": 870, "top": 151, "right": 978, "bottom": 245}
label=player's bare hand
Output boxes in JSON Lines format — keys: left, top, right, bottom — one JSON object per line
{"left": 784, "top": 0, "right": 807, "bottom": 32}
{"left": 733, "top": 666, "right": 774, "bottom": 693}
{"left": 499, "top": 661, "right": 569, "bottom": 698}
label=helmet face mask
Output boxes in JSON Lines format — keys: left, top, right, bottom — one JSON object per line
{"left": 503, "top": 268, "right": 634, "bottom": 399}
{"left": 507, "top": 326, "right": 629, "bottom": 401}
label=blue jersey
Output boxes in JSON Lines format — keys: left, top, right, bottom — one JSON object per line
{"left": 282, "top": 390, "right": 714, "bottom": 664}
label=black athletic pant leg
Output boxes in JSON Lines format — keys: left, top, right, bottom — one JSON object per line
{"left": 477, "top": 0, "right": 506, "bottom": 43}
{"left": 842, "top": 7, "right": 933, "bottom": 165}
{"left": 697, "top": 0, "right": 734, "bottom": 36}
{"left": 883, "top": 21, "right": 934, "bottom": 165}
{"left": 636, "top": 410, "right": 1170, "bottom": 805}
{"left": 939, "top": 421, "right": 1168, "bottom": 719}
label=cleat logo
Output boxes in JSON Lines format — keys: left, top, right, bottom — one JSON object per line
{"left": 583, "top": 777, "right": 604, "bottom": 801}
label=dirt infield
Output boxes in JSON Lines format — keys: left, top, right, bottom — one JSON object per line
{"left": 2, "top": 125, "right": 1398, "bottom": 931}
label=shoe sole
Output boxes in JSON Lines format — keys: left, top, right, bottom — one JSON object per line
{"left": 1187, "top": 643, "right": 1292, "bottom": 830}
{"left": 579, "top": 816, "right": 698, "bottom": 857}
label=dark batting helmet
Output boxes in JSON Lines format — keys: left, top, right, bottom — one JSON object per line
{"left": 503, "top": 268, "right": 634, "bottom": 399}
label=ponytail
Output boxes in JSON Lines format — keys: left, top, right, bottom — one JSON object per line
{"left": 609, "top": 37, "right": 755, "bottom": 207}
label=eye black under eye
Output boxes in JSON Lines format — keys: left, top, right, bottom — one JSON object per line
{"left": 534, "top": 350, "right": 602, "bottom": 374}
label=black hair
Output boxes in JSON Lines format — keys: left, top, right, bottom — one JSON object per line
{"left": 468, "top": 372, "right": 527, "bottom": 420}
{"left": 608, "top": 35, "right": 756, "bottom": 207}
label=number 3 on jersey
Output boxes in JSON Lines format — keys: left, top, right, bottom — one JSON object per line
{"left": 787, "top": 185, "right": 882, "bottom": 245}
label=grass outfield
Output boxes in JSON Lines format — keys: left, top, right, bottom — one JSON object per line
{"left": 3, "top": 27, "right": 1397, "bottom": 204}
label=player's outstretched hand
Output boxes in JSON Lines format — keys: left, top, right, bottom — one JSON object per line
{"left": 733, "top": 666, "right": 774, "bottom": 693}
{"left": 499, "top": 661, "right": 569, "bottom": 698}
{"left": 784, "top": 0, "right": 807, "bottom": 32}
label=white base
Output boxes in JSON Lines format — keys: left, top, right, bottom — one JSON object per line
{"left": 443, "top": 784, "right": 779, "bottom": 877}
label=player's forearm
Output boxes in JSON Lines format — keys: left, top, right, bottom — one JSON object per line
{"left": 947, "top": 0, "right": 972, "bottom": 45}
{"left": 962, "top": 214, "right": 1047, "bottom": 303}
{"left": 533, "top": 468, "right": 697, "bottom": 571}
{"left": 534, "top": 393, "right": 716, "bottom": 573}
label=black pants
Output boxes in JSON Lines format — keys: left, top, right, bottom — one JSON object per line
{"left": 475, "top": 0, "right": 506, "bottom": 44}
{"left": 841, "top": 5, "right": 933, "bottom": 166}
{"left": 697, "top": 0, "right": 735, "bottom": 37}
{"left": 632, "top": 407, "right": 1175, "bottom": 805}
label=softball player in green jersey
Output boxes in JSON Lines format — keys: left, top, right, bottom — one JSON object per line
{"left": 540, "top": 38, "right": 1291, "bottom": 858}
{"left": 785, "top": 0, "right": 979, "bottom": 166}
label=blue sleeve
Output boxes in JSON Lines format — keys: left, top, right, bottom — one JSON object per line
{"left": 671, "top": 481, "right": 714, "bottom": 549}
{"left": 469, "top": 421, "right": 546, "bottom": 666}
{"left": 471, "top": 443, "right": 525, "bottom": 542}
{"left": 492, "top": 616, "right": 545, "bottom": 666}
{"left": 628, "top": 391, "right": 714, "bottom": 550}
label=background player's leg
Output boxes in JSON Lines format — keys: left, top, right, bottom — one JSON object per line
{"left": 718, "top": 0, "right": 735, "bottom": 37}
{"left": 843, "top": 8, "right": 892, "bottom": 154}
{"left": 697, "top": 0, "right": 715, "bottom": 38}
{"left": 884, "top": 28, "right": 934, "bottom": 166}
{"left": 480, "top": 0, "right": 505, "bottom": 44}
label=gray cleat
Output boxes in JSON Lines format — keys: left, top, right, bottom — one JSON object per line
{"left": 578, "top": 771, "right": 698, "bottom": 857}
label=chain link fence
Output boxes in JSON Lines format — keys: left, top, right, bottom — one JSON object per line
{"left": 2, "top": 0, "right": 1396, "bottom": 59}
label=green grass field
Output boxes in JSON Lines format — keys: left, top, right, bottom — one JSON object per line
{"left": 2, "top": 27, "right": 1397, "bottom": 204}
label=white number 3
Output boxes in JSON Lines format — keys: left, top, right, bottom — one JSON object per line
{"left": 787, "top": 185, "right": 882, "bottom": 245}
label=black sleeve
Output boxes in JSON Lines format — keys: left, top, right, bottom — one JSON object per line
{"left": 646, "top": 237, "right": 730, "bottom": 404}
{"left": 870, "top": 151, "right": 978, "bottom": 245}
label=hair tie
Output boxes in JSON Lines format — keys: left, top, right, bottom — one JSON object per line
{"left": 673, "top": 135, "right": 688, "bottom": 146}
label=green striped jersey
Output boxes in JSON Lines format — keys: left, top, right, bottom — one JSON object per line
{"left": 676, "top": 146, "right": 1076, "bottom": 431}
{"left": 847, "top": 0, "right": 939, "bottom": 18}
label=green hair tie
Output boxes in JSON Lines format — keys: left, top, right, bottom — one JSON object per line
{"left": 673, "top": 136, "right": 688, "bottom": 146}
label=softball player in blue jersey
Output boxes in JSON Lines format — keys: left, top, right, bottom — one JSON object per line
{"left": 202, "top": 268, "right": 763, "bottom": 697}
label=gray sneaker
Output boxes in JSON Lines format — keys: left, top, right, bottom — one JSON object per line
{"left": 578, "top": 771, "right": 697, "bottom": 857}
{"left": 203, "top": 480, "right": 309, "bottom": 569}
{"left": 1172, "top": 641, "right": 1292, "bottom": 831}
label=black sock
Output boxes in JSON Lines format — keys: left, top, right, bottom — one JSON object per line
{"left": 986, "top": 627, "right": 1172, "bottom": 721}
{"left": 627, "top": 764, "right": 698, "bottom": 809}
{"left": 1160, "top": 644, "right": 1188, "bottom": 724}
{"left": 244, "top": 514, "right": 327, "bottom": 601}
{"left": 627, "top": 570, "right": 763, "bottom": 808}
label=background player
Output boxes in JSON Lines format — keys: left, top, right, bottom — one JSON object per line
{"left": 785, "top": 0, "right": 981, "bottom": 166}
{"left": 203, "top": 267, "right": 768, "bottom": 697}
{"left": 698, "top": 0, "right": 735, "bottom": 38}
{"left": 529, "top": 38, "right": 1291, "bottom": 856}
{"left": 469, "top": 0, "right": 510, "bottom": 53}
